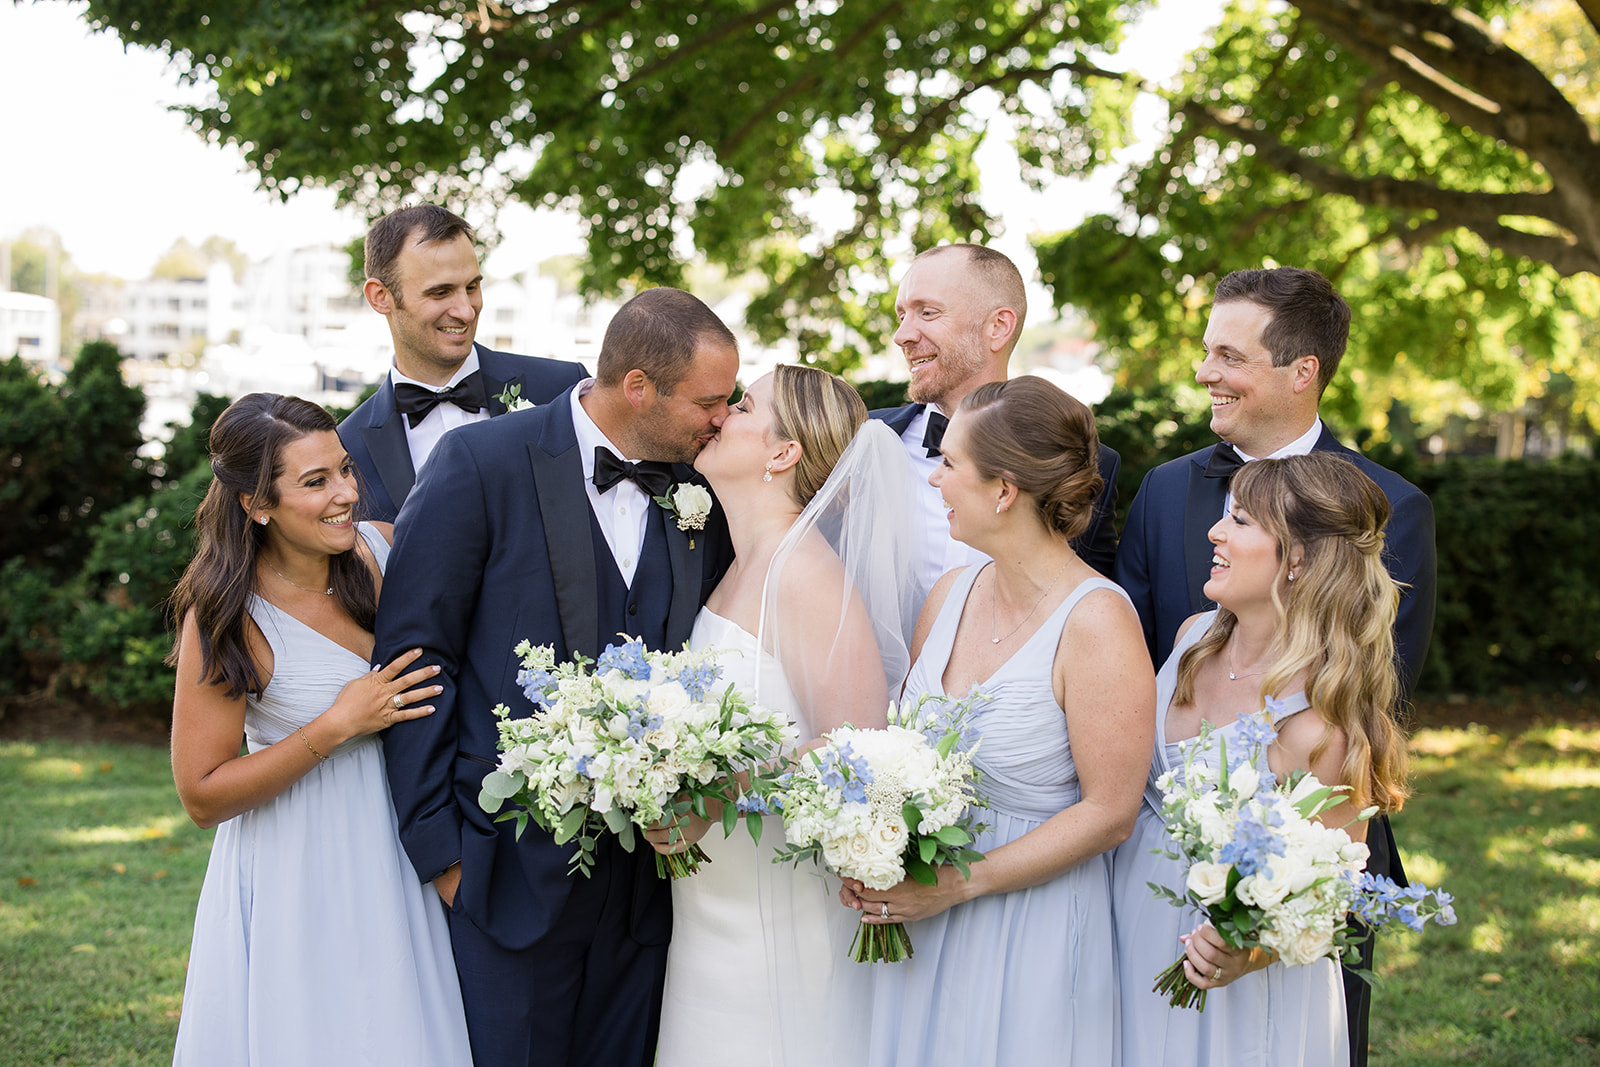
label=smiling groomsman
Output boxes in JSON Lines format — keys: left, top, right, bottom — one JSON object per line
{"left": 870, "top": 243, "right": 1121, "bottom": 586}
{"left": 339, "top": 205, "right": 586, "bottom": 521}
{"left": 1113, "top": 265, "right": 1437, "bottom": 1066}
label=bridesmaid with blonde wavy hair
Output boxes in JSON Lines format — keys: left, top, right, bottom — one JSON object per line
{"left": 1112, "top": 451, "right": 1410, "bottom": 1067}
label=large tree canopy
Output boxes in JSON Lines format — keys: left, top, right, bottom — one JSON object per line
{"left": 82, "top": 0, "right": 1597, "bottom": 430}
{"left": 1035, "top": 0, "right": 1600, "bottom": 439}
{"left": 83, "top": 0, "right": 1144, "bottom": 367}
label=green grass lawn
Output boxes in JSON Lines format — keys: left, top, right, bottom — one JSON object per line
{"left": 1, "top": 721, "right": 1596, "bottom": 1066}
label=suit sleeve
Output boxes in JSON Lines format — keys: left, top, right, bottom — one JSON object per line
{"left": 1384, "top": 488, "right": 1437, "bottom": 695}
{"left": 1113, "top": 470, "right": 1159, "bottom": 667}
{"left": 1073, "top": 444, "right": 1120, "bottom": 577}
{"left": 376, "top": 431, "right": 492, "bottom": 883}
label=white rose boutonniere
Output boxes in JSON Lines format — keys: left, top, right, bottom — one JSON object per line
{"left": 654, "top": 483, "right": 713, "bottom": 548}
{"left": 495, "top": 383, "right": 537, "bottom": 413}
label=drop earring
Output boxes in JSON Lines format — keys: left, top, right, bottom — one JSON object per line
{"left": 995, "top": 502, "right": 1003, "bottom": 515}
{"left": 762, "top": 463, "right": 773, "bottom": 483}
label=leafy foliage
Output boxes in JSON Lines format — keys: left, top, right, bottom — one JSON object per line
{"left": 1037, "top": 0, "right": 1600, "bottom": 439}
{"left": 81, "top": 0, "right": 1145, "bottom": 368}
{"left": 0, "top": 345, "right": 148, "bottom": 574}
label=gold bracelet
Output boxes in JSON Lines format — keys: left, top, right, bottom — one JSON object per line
{"left": 297, "top": 726, "right": 328, "bottom": 763}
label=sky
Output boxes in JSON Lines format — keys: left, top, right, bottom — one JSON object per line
{"left": 0, "top": 0, "right": 1221, "bottom": 285}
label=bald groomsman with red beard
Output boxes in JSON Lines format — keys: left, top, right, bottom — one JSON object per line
{"left": 870, "top": 243, "right": 1121, "bottom": 588}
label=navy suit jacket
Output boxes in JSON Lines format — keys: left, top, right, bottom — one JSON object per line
{"left": 870, "top": 401, "right": 1122, "bottom": 577}
{"left": 338, "top": 344, "right": 586, "bottom": 522}
{"left": 374, "top": 388, "right": 730, "bottom": 950}
{"left": 1113, "top": 426, "right": 1437, "bottom": 693}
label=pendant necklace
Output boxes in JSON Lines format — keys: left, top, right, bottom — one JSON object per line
{"left": 991, "top": 556, "right": 1072, "bottom": 645}
{"left": 265, "top": 560, "right": 333, "bottom": 596}
{"left": 1225, "top": 641, "right": 1267, "bottom": 682}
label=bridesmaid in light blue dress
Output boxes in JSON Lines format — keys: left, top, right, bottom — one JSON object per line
{"left": 842, "top": 378, "right": 1156, "bottom": 1067}
{"left": 1112, "top": 453, "right": 1411, "bottom": 1067}
{"left": 167, "top": 395, "right": 470, "bottom": 1065}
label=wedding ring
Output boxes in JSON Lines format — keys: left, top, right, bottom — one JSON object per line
{"left": 881, "top": 902, "right": 890, "bottom": 920}
{"left": 393, "top": 694, "right": 406, "bottom": 710}
{"left": 1213, "top": 966, "right": 1222, "bottom": 981}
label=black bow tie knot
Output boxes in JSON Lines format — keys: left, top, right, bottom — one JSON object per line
{"left": 592, "top": 447, "right": 675, "bottom": 497}
{"left": 393, "top": 371, "right": 487, "bottom": 429}
{"left": 1204, "top": 442, "right": 1246, "bottom": 485}
{"left": 922, "top": 410, "right": 949, "bottom": 458}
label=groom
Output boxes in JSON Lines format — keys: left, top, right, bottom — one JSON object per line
{"left": 376, "top": 287, "right": 739, "bottom": 1066}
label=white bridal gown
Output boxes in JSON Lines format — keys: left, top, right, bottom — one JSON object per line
{"left": 654, "top": 607, "right": 873, "bottom": 1066}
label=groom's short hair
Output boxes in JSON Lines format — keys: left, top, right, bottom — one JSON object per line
{"left": 595, "top": 287, "right": 738, "bottom": 394}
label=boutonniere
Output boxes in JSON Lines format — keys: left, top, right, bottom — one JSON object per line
{"left": 495, "top": 383, "right": 536, "bottom": 413}
{"left": 653, "top": 483, "right": 713, "bottom": 549}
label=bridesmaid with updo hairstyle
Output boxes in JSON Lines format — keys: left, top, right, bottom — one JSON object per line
{"left": 843, "top": 375, "right": 1156, "bottom": 1066}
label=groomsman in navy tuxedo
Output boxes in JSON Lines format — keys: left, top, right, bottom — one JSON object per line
{"left": 869, "top": 244, "right": 1120, "bottom": 585}
{"left": 1113, "top": 266, "right": 1436, "bottom": 1067}
{"left": 338, "top": 204, "right": 586, "bottom": 521}
{"left": 376, "top": 288, "right": 738, "bottom": 1066}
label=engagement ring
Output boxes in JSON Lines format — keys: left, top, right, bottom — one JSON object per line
{"left": 393, "top": 694, "right": 405, "bottom": 709}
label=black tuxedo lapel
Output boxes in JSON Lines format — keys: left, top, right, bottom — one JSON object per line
{"left": 870, "top": 402, "right": 925, "bottom": 437}
{"left": 1184, "top": 448, "right": 1227, "bottom": 615}
{"left": 359, "top": 379, "right": 417, "bottom": 508}
{"left": 660, "top": 471, "right": 701, "bottom": 649}
{"left": 478, "top": 346, "right": 526, "bottom": 417}
{"left": 528, "top": 408, "right": 598, "bottom": 659}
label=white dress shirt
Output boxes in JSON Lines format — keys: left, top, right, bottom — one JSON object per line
{"left": 898, "top": 407, "right": 990, "bottom": 591}
{"left": 1222, "top": 417, "right": 1324, "bottom": 518}
{"left": 570, "top": 379, "right": 650, "bottom": 587}
{"left": 391, "top": 348, "right": 488, "bottom": 477}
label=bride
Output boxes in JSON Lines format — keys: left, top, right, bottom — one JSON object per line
{"left": 649, "top": 364, "right": 926, "bottom": 1066}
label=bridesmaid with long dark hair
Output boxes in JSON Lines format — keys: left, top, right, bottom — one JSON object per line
{"left": 167, "top": 393, "right": 470, "bottom": 1065}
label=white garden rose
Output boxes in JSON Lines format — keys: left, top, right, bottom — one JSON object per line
{"left": 1236, "top": 860, "right": 1296, "bottom": 909}
{"left": 1274, "top": 920, "right": 1337, "bottom": 967}
{"left": 670, "top": 484, "right": 713, "bottom": 528}
{"left": 1186, "top": 860, "right": 1232, "bottom": 905}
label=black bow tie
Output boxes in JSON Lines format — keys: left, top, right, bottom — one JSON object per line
{"left": 922, "top": 410, "right": 949, "bottom": 458}
{"left": 592, "top": 447, "right": 675, "bottom": 497}
{"left": 1204, "top": 442, "right": 1247, "bottom": 485}
{"left": 393, "top": 372, "right": 487, "bottom": 429}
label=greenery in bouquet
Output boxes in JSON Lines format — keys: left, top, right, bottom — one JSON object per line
{"left": 1151, "top": 706, "right": 1457, "bottom": 1010}
{"left": 765, "top": 692, "right": 988, "bottom": 963}
{"left": 477, "top": 637, "right": 796, "bottom": 878}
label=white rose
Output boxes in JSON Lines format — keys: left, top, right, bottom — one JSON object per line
{"left": 1236, "top": 861, "right": 1296, "bottom": 909}
{"left": 1275, "top": 920, "right": 1337, "bottom": 967}
{"left": 670, "top": 484, "right": 713, "bottom": 528}
{"left": 873, "top": 816, "right": 909, "bottom": 860}
{"left": 1186, "top": 860, "right": 1232, "bottom": 905}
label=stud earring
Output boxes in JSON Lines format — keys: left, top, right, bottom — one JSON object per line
{"left": 1287, "top": 571, "right": 1296, "bottom": 581}
{"left": 257, "top": 516, "right": 269, "bottom": 526}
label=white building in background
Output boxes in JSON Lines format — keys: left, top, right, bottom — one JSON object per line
{"left": 112, "top": 263, "right": 242, "bottom": 361}
{"left": 0, "top": 290, "right": 60, "bottom": 366}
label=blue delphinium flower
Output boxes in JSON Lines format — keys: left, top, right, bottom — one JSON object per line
{"left": 1218, "top": 810, "right": 1287, "bottom": 877}
{"left": 574, "top": 754, "right": 595, "bottom": 779}
{"left": 676, "top": 660, "right": 722, "bottom": 702}
{"left": 597, "top": 639, "right": 651, "bottom": 681}
{"left": 736, "top": 793, "right": 771, "bottom": 815}
{"left": 836, "top": 741, "right": 876, "bottom": 786}
{"left": 517, "top": 667, "right": 559, "bottom": 708}
{"left": 1235, "top": 710, "right": 1279, "bottom": 754}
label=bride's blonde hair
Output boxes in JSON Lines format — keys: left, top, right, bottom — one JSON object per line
{"left": 1174, "top": 453, "right": 1410, "bottom": 813}
{"left": 768, "top": 364, "right": 867, "bottom": 507}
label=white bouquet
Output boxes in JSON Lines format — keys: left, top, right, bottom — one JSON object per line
{"left": 478, "top": 636, "right": 796, "bottom": 879}
{"left": 1152, "top": 704, "right": 1456, "bottom": 1009}
{"left": 765, "top": 693, "right": 987, "bottom": 963}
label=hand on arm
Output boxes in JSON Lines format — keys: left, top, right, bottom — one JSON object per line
{"left": 171, "top": 611, "right": 442, "bottom": 829}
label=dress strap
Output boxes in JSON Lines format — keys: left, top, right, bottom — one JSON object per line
{"left": 356, "top": 522, "right": 392, "bottom": 574}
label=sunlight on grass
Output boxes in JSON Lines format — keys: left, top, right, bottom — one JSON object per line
{"left": 22, "top": 757, "right": 91, "bottom": 783}
{"left": 1520, "top": 725, "right": 1600, "bottom": 753}
{"left": 1471, "top": 919, "right": 1507, "bottom": 953}
{"left": 1401, "top": 851, "right": 1447, "bottom": 887}
{"left": 1536, "top": 895, "right": 1600, "bottom": 941}
{"left": 53, "top": 814, "right": 187, "bottom": 846}
{"left": 1409, "top": 725, "right": 1498, "bottom": 758}
{"left": 1505, "top": 764, "right": 1600, "bottom": 789}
